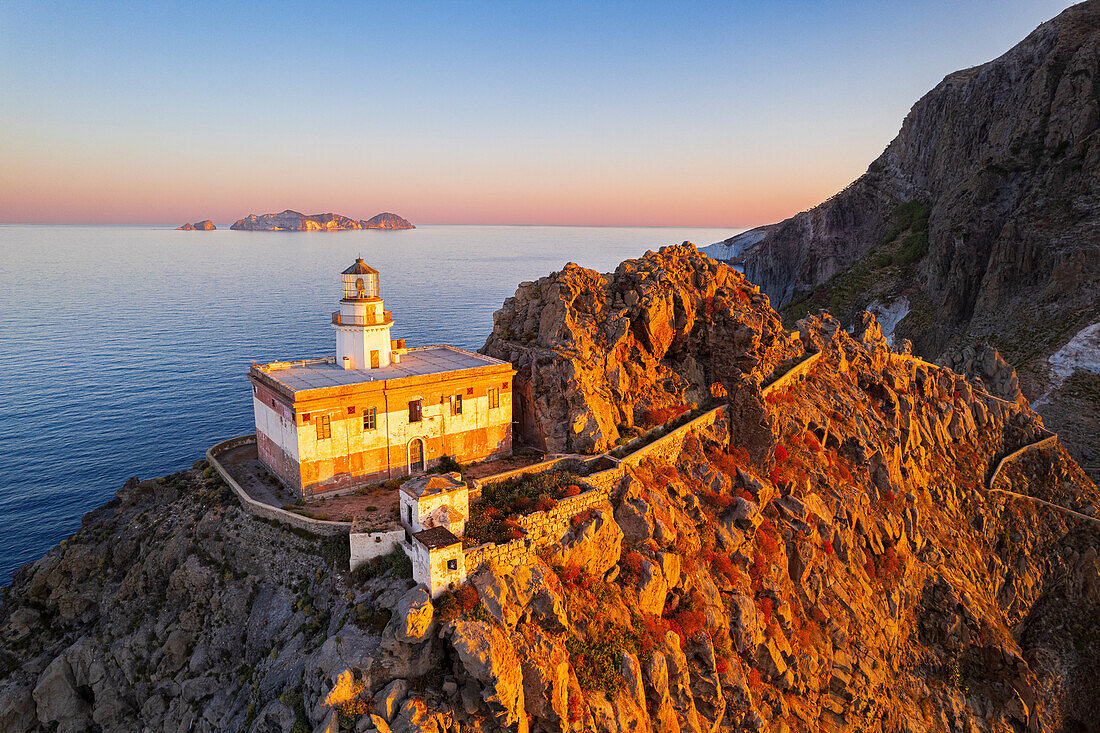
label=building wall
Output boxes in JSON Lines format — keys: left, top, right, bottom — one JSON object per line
{"left": 252, "top": 386, "right": 301, "bottom": 489}
{"left": 409, "top": 541, "right": 467, "bottom": 598}
{"left": 399, "top": 487, "right": 469, "bottom": 534}
{"left": 293, "top": 370, "right": 512, "bottom": 498}
{"left": 349, "top": 528, "right": 406, "bottom": 571}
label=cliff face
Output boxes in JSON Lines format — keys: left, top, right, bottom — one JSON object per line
{"left": 707, "top": 1, "right": 1100, "bottom": 477}
{"left": 3, "top": 248, "right": 1099, "bottom": 733}
{"left": 481, "top": 245, "right": 803, "bottom": 455}
{"left": 230, "top": 210, "right": 414, "bottom": 231}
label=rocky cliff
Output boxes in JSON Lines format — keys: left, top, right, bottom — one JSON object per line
{"left": 3, "top": 246, "right": 1099, "bottom": 733}
{"left": 705, "top": 1, "right": 1100, "bottom": 478}
{"left": 230, "top": 211, "right": 414, "bottom": 231}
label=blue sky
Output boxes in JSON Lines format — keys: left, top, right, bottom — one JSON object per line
{"left": 0, "top": 0, "right": 1079, "bottom": 225}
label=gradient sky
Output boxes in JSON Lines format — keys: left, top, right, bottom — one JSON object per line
{"left": 0, "top": 0, "right": 1079, "bottom": 227}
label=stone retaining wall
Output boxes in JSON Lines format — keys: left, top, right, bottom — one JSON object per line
{"left": 207, "top": 436, "right": 351, "bottom": 538}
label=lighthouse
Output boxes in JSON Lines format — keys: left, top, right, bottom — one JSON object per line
{"left": 333, "top": 258, "right": 396, "bottom": 370}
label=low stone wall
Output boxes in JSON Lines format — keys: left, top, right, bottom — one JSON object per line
{"left": 349, "top": 528, "right": 406, "bottom": 571}
{"left": 762, "top": 350, "right": 823, "bottom": 395}
{"left": 207, "top": 436, "right": 351, "bottom": 538}
{"left": 988, "top": 433, "right": 1059, "bottom": 492}
{"left": 478, "top": 455, "right": 585, "bottom": 487}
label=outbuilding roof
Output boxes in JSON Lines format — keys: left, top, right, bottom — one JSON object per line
{"left": 413, "top": 526, "right": 461, "bottom": 550}
{"left": 342, "top": 258, "right": 379, "bottom": 275}
{"left": 401, "top": 472, "right": 466, "bottom": 498}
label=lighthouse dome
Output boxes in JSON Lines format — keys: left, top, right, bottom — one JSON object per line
{"left": 342, "top": 258, "right": 380, "bottom": 300}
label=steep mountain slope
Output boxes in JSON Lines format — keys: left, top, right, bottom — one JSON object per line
{"left": 705, "top": 1, "right": 1100, "bottom": 477}
{"left": 2, "top": 246, "right": 1098, "bottom": 733}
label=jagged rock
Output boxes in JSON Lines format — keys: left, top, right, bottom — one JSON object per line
{"left": 447, "top": 620, "right": 525, "bottom": 728}
{"left": 373, "top": 679, "right": 408, "bottom": 722}
{"left": 481, "top": 245, "right": 802, "bottom": 453}
{"left": 558, "top": 507, "right": 623, "bottom": 577}
{"left": 471, "top": 561, "right": 566, "bottom": 631}
{"left": 635, "top": 558, "right": 668, "bottom": 615}
{"left": 32, "top": 657, "right": 90, "bottom": 733}
{"left": 385, "top": 587, "right": 434, "bottom": 644}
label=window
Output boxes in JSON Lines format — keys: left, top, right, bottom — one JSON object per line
{"left": 447, "top": 559, "right": 458, "bottom": 571}
{"left": 362, "top": 407, "right": 377, "bottom": 431}
{"left": 408, "top": 399, "right": 422, "bottom": 423}
{"left": 407, "top": 505, "right": 413, "bottom": 524}
{"left": 451, "top": 394, "right": 463, "bottom": 416}
{"left": 316, "top": 414, "right": 331, "bottom": 440}
{"left": 488, "top": 387, "right": 500, "bottom": 410}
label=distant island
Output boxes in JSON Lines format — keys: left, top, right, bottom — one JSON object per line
{"left": 176, "top": 220, "right": 215, "bottom": 230}
{"left": 229, "top": 210, "right": 414, "bottom": 231}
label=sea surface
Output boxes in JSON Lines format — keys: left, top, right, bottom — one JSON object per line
{"left": 0, "top": 224, "right": 741, "bottom": 584}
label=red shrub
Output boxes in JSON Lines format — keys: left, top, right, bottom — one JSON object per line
{"left": 715, "top": 656, "right": 729, "bottom": 674}
{"left": 455, "top": 584, "right": 479, "bottom": 613}
{"left": 563, "top": 485, "right": 582, "bottom": 497}
{"left": 669, "top": 609, "right": 706, "bottom": 646}
{"left": 570, "top": 508, "right": 596, "bottom": 529}
{"left": 711, "top": 553, "right": 740, "bottom": 586}
{"left": 757, "top": 519, "right": 779, "bottom": 555}
{"left": 621, "top": 551, "right": 645, "bottom": 577}
{"left": 560, "top": 564, "right": 582, "bottom": 586}
{"left": 764, "top": 618, "right": 781, "bottom": 639}
{"left": 535, "top": 497, "right": 557, "bottom": 512}
{"left": 747, "top": 668, "right": 763, "bottom": 692}
{"left": 749, "top": 552, "right": 766, "bottom": 592}
{"left": 484, "top": 507, "right": 503, "bottom": 521}
{"left": 757, "top": 596, "right": 774, "bottom": 624}
{"left": 821, "top": 540, "right": 834, "bottom": 555}
{"left": 507, "top": 527, "right": 525, "bottom": 540}
{"left": 774, "top": 445, "right": 788, "bottom": 462}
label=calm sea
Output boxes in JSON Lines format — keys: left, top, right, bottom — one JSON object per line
{"left": 0, "top": 224, "right": 740, "bottom": 583}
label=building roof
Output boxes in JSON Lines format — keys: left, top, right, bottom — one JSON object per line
{"left": 402, "top": 472, "right": 466, "bottom": 499}
{"left": 253, "top": 345, "right": 512, "bottom": 395}
{"left": 342, "top": 258, "right": 379, "bottom": 275}
{"left": 413, "top": 526, "right": 461, "bottom": 550}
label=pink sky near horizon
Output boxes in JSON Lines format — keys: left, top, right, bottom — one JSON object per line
{"left": 0, "top": 1, "right": 1076, "bottom": 229}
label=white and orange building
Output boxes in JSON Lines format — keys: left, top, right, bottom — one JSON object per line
{"left": 249, "top": 259, "right": 514, "bottom": 499}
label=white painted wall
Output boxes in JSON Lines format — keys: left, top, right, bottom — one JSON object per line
{"left": 349, "top": 529, "right": 406, "bottom": 571}
{"left": 409, "top": 541, "right": 466, "bottom": 598}
{"left": 252, "top": 396, "right": 299, "bottom": 460}
{"left": 335, "top": 299, "right": 392, "bottom": 370}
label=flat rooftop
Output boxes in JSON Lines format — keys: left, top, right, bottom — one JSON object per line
{"left": 254, "top": 345, "right": 510, "bottom": 393}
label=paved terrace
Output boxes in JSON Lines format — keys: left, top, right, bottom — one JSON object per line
{"left": 216, "top": 440, "right": 399, "bottom": 524}
{"left": 255, "top": 345, "right": 510, "bottom": 392}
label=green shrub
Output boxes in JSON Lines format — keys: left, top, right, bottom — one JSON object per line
{"left": 351, "top": 549, "right": 412, "bottom": 583}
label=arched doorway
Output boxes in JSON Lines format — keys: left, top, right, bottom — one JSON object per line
{"left": 408, "top": 438, "right": 425, "bottom": 474}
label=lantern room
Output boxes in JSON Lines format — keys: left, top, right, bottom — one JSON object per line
{"left": 342, "top": 258, "right": 380, "bottom": 301}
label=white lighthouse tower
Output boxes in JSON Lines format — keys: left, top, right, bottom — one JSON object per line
{"left": 333, "top": 258, "right": 398, "bottom": 370}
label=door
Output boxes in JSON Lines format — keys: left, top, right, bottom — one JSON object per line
{"left": 409, "top": 439, "right": 424, "bottom": 473}
{"left": 370, "top": 349, "right": 380, "bottom": 368}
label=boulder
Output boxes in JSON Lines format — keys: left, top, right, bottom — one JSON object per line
{"left": 372, "top": 679, "right": 408, "bottom": 722}
{"left": 385, "top": 587, "right": 434, "bottom": 644}
{"left": 559, "top": 507, "right": 623, "bottom": 577}
{"left": 447, "top": 620, "right": 525, "bottom": 728}
{"left": 32, "top": 656, "right": 91, "bottom": 733}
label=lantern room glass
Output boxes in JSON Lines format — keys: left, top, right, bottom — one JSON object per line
{"left": 343, "top": 272, "right": 379, "bottom": 300}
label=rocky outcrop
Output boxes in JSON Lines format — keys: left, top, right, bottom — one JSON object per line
{"left": 705, "top": 1, "right": 1100, "bottom": 476}
{"left": 176, "top": 220, "right": 215, "bottom": 230}
{"left": 480, "top": 243, "right": 803, "bottom": 453}
{"left": 230, "top": 210, "right": 414, "bottom": 231}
